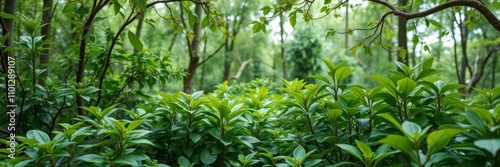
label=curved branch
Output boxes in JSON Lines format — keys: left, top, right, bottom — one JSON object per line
{"left": 369, "top": 0, "right": 500, "bottom": 31}
{"left": 95, "top": 9, "right": 137, "bottom": 106}
{"left": 198, "top": 42, "right": 226, "bottom": 66}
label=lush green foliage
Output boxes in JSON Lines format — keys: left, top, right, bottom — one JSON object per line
{"left": 2, "top": 59, "right": 500, "bottom": 167}
{"left": 1, "top": 0, "right": 500, "bottom": 167}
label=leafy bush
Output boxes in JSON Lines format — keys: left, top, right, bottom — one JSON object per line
{"left": 2, "top": 59, "right": 500, "bottom": 167}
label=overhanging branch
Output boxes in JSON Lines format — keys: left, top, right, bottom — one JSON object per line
{"left": 369, "top": 0, "right": 500, "bottom": 31}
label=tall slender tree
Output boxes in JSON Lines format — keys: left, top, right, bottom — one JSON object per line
{"left": 39, "top": 0, "right": 53, "bottom": 87}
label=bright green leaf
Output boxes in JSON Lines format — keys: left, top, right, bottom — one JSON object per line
{"left": 337, "top": 144, "right": 364, "bottom": 161}
{"left": 427, "top": 129, "right": 463, "bottom": 155}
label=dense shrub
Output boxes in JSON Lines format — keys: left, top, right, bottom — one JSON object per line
{"left": 2, "top": 59, "right": 500, "bottom": 167}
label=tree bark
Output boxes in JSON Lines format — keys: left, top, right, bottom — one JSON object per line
{"left": 279, "top": 10, "right": 287, "bottom": 79}
{"left": 128, "top": 14, "right": 145, "bottom": 90}
{"left": 222, "top": 27, "right": 231, "bottom": 82}
{"left": 76, "top": 0, "right": 110, "bottom": 114}
{"left": 397, "top": 0, "right": 408, "bottom": 66}
{"left": 183, "top": 4, "right": 202, "bottom": 94}
{"left": 1, "top": 0, "right": 15, "bottom": 71}
{"left": 1, "top": 0, "right": 15, "bottom": 97}
{"left": 492, "top": 56, "right": 497, "bottom": 88}
{"left": 39, "top": 0, "right": 53, "bottom": 87}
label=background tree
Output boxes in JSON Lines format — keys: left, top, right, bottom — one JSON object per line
{"left": 286, "top": 27, "right": 322, "bottom": 82}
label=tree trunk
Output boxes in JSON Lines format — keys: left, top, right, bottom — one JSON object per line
{"left": 492, "top": 55, "right": 497, "bottom": 88}
{"left": 222, "top": 31, "right": 231, "bottom": 82}
{"left": 76, "top": 0, "right": 110, "bottom": 114}
{"left": 451, "top": 11, "right": 461, "bottom": 86}
{"left": 39, "top": 0, "right": 53, "bottom": 87}
{"left": 128, "top": 15, "right": 144, "bottom": 90}
{"left": 397, "top": 0, "right": 408, "bottom": 66}
{"left": 199, "top": 35, "right": 208, "bottom": 90}
{"left": 279, "top": 11, "right": 287, "bottom": 79}
{"left": 133, "top": 15, "right": 144, "bottom": 54}
{"left": 182, "top": 4, "right": 202, "bottom": 94}
{"left": 1, "top": 0, "right": 16, "bottom": 97}
{"left": 458, "top": 10, "right": 472, "bottom": 95}
{"left": 436, "top": 30, "right": 443, "bottom": 61}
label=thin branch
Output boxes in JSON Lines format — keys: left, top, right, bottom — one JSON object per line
{"left": 95, "top": 8, "right": 137, "bottom": 106}
{"left": 147, "top": 0, "right": 207, "bottom": 8}
{"left": 229, "top": 59, "right": 253, "bottom": 80}
{"left": 369, "top": 0, "right": 500, "bottom": 31}
{"left": 198, "top": 42, "right": 226, "bottom": 66}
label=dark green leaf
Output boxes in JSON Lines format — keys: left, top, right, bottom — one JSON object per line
{"left": 178, "top": 156, "right": 191, "bottom": 167}
{"left": 128, "top": 31, "right": 143, "bottom": 51}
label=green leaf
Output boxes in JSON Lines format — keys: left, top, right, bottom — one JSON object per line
{"left": 355, "top": 140, "right": 373, "bottom": 159}
{"left": 238, "top": 136, "right": 260, "bottom": 149}
{"left": 62, "top": 1, "right": 78, "bottom": 13}
{"left": 398, "top": 48, "right": 407, "bottom": 60}
{"left": 371, "top": 75, "right": 397, "bottom": 94}
{"left": 494, "top": 0, "right": 500, "bottom": 8}
{"left": 293, "top": 145, "right": 306, "bottom": 160}
{"left": 441, "top": 83, "right": 465, "bottom": 93}
{"left": 327, "top": 109, "right": 343, "bottom": 120}
{"left": 325, "top": 0, "right": 333, "bottom": 4}
{"left": 379, "top": 135, "right": 413, "bottom": 156}
{"left": 77, "top": 154, "right": 105, "bottom": 163}
{"left": 188, "top": 10, "right": 198, "bottom": 28}
{"left": 27, "top": 130, "right": 50, "bottom": 143}
{"left": 290, "top": 13, "right": 297, "bottom": 27}
{"left": 252, "top": 22, "right": 261, "bottom": 33}
{"left": 427, "top": 129, "right": 463, "bottom": 155}
{"left": 378, "top": 113, "right": 403, "bottom": 131}
{"left": 127, "top": 139, "right": 155, "bottom": 146}
{"left": 126, "top": 120, "right": 144, "bottom": 131}
{"left": 0, "top": 12, "right": 16, "bottom": 19}
{"left": 335, "top": 67, "right": 353, "bottom": 83}
{"left": 374, "top": 144, "right": 399, "bottom": 166}
{"left": 421, "top": 58, "right": 433, "bottom": 69}
{"left": 402, "top": 121, "right": 422, "bottom": 139}
{"left": 385, "top": 28, "right": 392, "bottom": 40}
{"left": 114, "top": 155, "right": 140, "bottom": 166}
{"left": 132, "top": 0, "right": 147, "bottom": 12}
{"left": 200, "top": 149, "right": 217, "bottom": 164}
{"left": 113, "top": 1, "right": 122, "bottom": 15}
{"left": 261, "top": 6, "right": 272, "bottom": 15}
{"left": 465, "top": 110, "right": 489, "bottom": 136}
{"left": 397, "top": 78, "right": 417, "bottom": 96}
{"left": 128, "top": 31, "right": 143, "bottom": 51}
{"left": 190, "top": 133, "right": 201, "bottom": 143}
{"left": 178, "top": 156, "right": 191, "bottom": 167}
{"left": 337, "top": 144, "right": 364, "bottom": 161}
{"left": 474, "top": 139, "right": 500, "bottom": 156}
{"left": 328, "top": 161, "right": 356, "bottom": 167}
{"left": 423, "top": 45, "right": 430, "bottom": 52}
{"left": 427, "top": 19, "right": 443, "bottom": 28}
{"left": 51, "top": 149, "right": 71, "bottom": 157}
